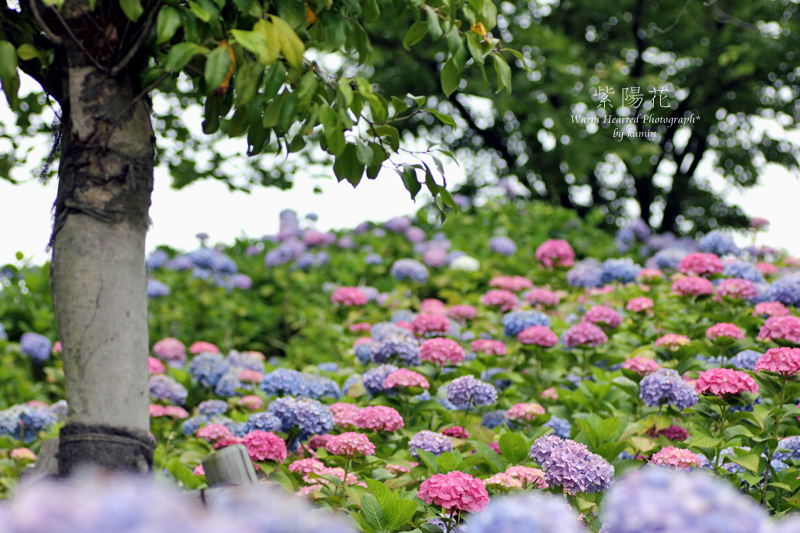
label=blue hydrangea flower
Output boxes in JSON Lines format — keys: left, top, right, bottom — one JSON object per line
{"left": 19, "top": 332, "right": 52, "bottom": 364}
{"left": 226, "top": 352, "right": 264, "bottom": 373}
{"left": 699, "top": 230, "right": 740, "bottom": 256}
{"left": 145, "top": 249, "right": 169, "bottom": 270}
{"left": 188, "top": 353, "right": 229, "bottom": 389}
{"left": 390, "top": 259, "right": 429, "bottom": 282}
{"left": 391, "top": 310, "right": 417, "bottom": 323}
{"left": 489, "top": 236, "right": 517, "bottom": 256}
{"left": 342, "top": 374, "right": 362, "bottom": 395}
{"left": 529, "top": 435, "right": 614, "bottom": 494}
{"left": 502, "top": 310, "right": 551, "bottom": 337}
{"left": 639, "top": 369, "right": 698, "bottom": 411}
{"left": 601, "top": 258, "right": 641, "bottom": 284}
{"left": 305, "top": 375, "right": 340, "bottom": 399}
{"left": 214, "top": 372, "right": 241, "bottom": 397}
{"left": 317, "top": 362, "right": 338, "bottom": 372}
{"left": 482, "top": 410, "right": 511, "bottom": 429}
{"left": 566, "top": 264, "right": 603, "bottom": 289}
{"left": 467, "top": 493, "right": 583, "bottom": 533}
{"left": 50, "top": 400, "right": 68, "bottom": 422}
{"left": 197, "top": 400, "right": 228, "bottom": 418}
{"left": 363, "top": 365, "right": 398, "bottom": 396}
{"left": 267, "top": 397, "right": 334, "bottom": 439}
{"left": 18, "top": 405, "right": 58, "bottom": 443}
{"left": 544, "top": 416, "right": 572, "bottom": 439}
{"left": 729, "top": 350, "right": 762, "bottom": 371}
{"left": 260, "top": 369, "right": 309, "bottom": 397}
{"left": 181, "top": 415, "right": 208, "bottom": 436}
{"left": 654, "top": 248, "right": 688, "bottom": 271}
{"left": 427, "top": 519, "right": 467, "bottom": 533}
{"left": 601, "top": 467, "right": 771, "bottom": 533}
{"left": 165, "top": 255, "right": 195, "bottom": 271}
{"left": 295, "top": 252, "right": 316, "bottom": 271}
{"left": 354, "top": 342, "right": 373, "bottom": 365}
{"left": 187, "top": 248, "right": 215, "bottom": 269}
{"left": 244, "top": 412, "right": 283, "bottom": 434}
{"left": 0, "top": 406, "right": 22, "bottom": 439}
{"left": 370, "top": 336, "right": 420, "bottom": 366}
{"left": 446, "top": 376, "right": 498, "bottom": 409}
{"left": 364, "top": 253, "right": 383, "bottom": 266}
{"left": 385, "top": 216, "right": 411, "bottom": 232}
{"left": 371, "top": 322, "right": 415, "bottom": 342}
{"left": 265, "top": 247, "right": 294, "bottom": 267}
{"left": 775, "top": 436, "right": 800, "bottom": 462}
{"left": 481, "top": 368, "right": 512, "bottom": 391}
{"left": 723, "top": 260, "right": 765, "bottom": 283}
{"left": 210, "top": 254, "right": 237, "bottom": 274}
{"left": 0, "top": 322, "right": 6, "bottom": 341}
{"left": 149, "top": 375, "right": 188, "bottom": 405}
{"left": 409, "top": 430, "right": 453, "bottom": 457}
{"left": 209, "top": 416, "right": 246, "bottom": 437}
{"left": 758, "top": 277, "right": 800, "bottom": 307}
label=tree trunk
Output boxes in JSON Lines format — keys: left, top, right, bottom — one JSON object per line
{"left": 50, "top": 8, "right": 155, "bottom": 475}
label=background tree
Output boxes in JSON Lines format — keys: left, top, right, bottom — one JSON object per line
{"left": 0, "top": 0, "right": 509, "bottom": 473}
{"left": 364, "top": 0, "right": 799, "bottom": 235}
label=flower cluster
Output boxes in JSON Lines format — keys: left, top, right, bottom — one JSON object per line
{"left": 695, "top": 368, "right": 758, "bottom": 397}
{"left": 507, "top": 403, "right": 545, "bottom": 422}
{"left": 525, "top": 288, "right": 560, "bottom": 307}
{"left": 502, "top": 311, "right": 551, "bottom": 337}
{"left": 519, "top": 326, "right": 559, "bottom": 347}
{"left": 622, "top": 357, "right": 660, "bottom": 376}
{"left": 383, "top": 369, "right": 429, "bottom": 390}
{"left": 354, "top": 406, "right": 404, "bottom": 432}
{"left": 678, "top": 253, "right": 724, "bottom": 276}
{"left": 417, "top": 471, "right": 490, "bottom": 512}
{"left": 446, "top": 376, "right": 498, "bottom": 409}
{"left": 448, "top": 305, "right": 477, "bottom": 321}
{"left": 467, "top": 494, "right": 583, "bottom": 533}
{"left": 325, "top": 432, "right": 375, "bottom": 456}
{"left": 755, "top": 347, "right": 800, "bottom": 376}
{"left": 535, "top": 240, "right": 575, "bottom": 268}
{"left": 655, "top": 334, "right": 691, "bottom": 351}
{"left": 583, "top": 305, "right": 622, "bottom": 328}
{"left": 470, "top": 339, "right": 507, "bottom": 355}
{"left": 671, "top": 276, "right": 714, "bottom": 297}
{"left": 482, "top": 290, "right": 520, "bottom": 311}
{"left": 529, "top": 436, "right": 614, "bottom": 494}
{"left": 717, "top": 278, "right": 759, "bottom": 300}
{"left": 648, "top": 446, "right": 702, "bottom": 470}
{"left": 241, "top": 430, "right": 287, "bottom": 462}
{"left": 409, "top": 430, "right": 454, "bottom": 457}
{"left": 562, "top": 322, "right": 608, "bottom": 348}
{"left": 330, "top": 287, "right": 368, "bottom": 306}
{"left": 757, "top": 315, "right": 800, "bottom": 343}
{"left": 489, "top": 276, "right": 533, "bottom": 292}
{"left": 419, "top": 338, "right": 465, "bottom": 365}
{"left": 411, "top": 314, "right": 450, "bottom": 336}
{"left": 639, "top": 369, "right": 698, "bottom": 411}
{"left": 626, "top": 297, "right": 654, "bottom": 313}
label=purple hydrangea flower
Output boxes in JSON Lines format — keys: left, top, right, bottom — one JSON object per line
{"left": 230, "top": 274, "right": 253, "bottom": 290}
{"left": 409, "top": 430, "right": 453, "bottom": 457}
{"left": 529, "top": 436, "right": 614, "bottom": 494}
{"left": 482, "top": 410, "right": 511, "bottom": 429}
{"left": 20, "top": 333, "right": 52, "bottom": 364}
{"left": 446, "top": 376, "right": 498, "bottom": 409}
{"left": 758, "top": 277, "right": 800, "bottom": 307}
{"left": 267, "top": 397, "right": 333, "bottom": 439}
{"left": 385, "top": 216, "right": 411, "bottom": 233}
{"left": 601, "top": 258, "right": 641, "bottom": 284}
{"left": 49, "top": 400, "right": 68, "bottom": 422}
{"left": 260, "top": 369, "right": 309, "bottom": 397}
{"left": 226, "top": 351, "right": 264, "bottom": 373}
{"left": 17, "top": 405, "right": 58, "bottom": 443}
{"left": 502, "top": 310, "right": 551, "bottom": 337}
{"left": 363, "top": 364, "right": 399, "bottom": 396}
{"left": 165, "top": 255, "right": 195, "bottom": 271}
{"left": 187, "top": 352, "right": 229, "bottom": 389}
{"left": 187, "top": 248, "right": 215, "bottom": 269}
{"left": 372, "top": 322, "right": 415, "bottom": 341}
{"left": 729, "top": 350, "right": 762, "bottom": 371}
{"left": 566, "top": 263, "right": 603, "bottom": 289}
{"left": 699, "top": 230, "right": 740, "bottom": 256}
{"left": 467, "top": 493, "right": 583, "bottom": 533}
{"left": 145, "top": 249, "right": 169, "bottom": 270}
{"left": 210, "top": 254, "right": 237, "bottom": 274}
{"left": 149, "top": 375, "right": 188, "bottom": 405}
{"left": 197, "top": 400, "right": 228, "bottom": 417}
{"left": 639, "top": 369, "right": 698, "bottom": 411}
{"left": 370, "top": 336, "right": 420, "bottom": 366}
{"left": 723, "top": 260, "right": 765, "bottom": 283}
{"left": 317, "top": 362, "right": 338, "bottom": 372}
{"left": 354, "top": 342, "right": 373, "bottom": 364}
{"left": 601, "top": 467, "right": 771, "bottom": 533}
{"left": 390, "top": 259, "right": 429, "bottom": 283}
{"left": 305, "top": 375, "right": 340, "bottom": 400}
{"left": 214, "top": 372, "right": 241, "bottom": 397}
{"left": 654, "top": 248, "right": 688, "bottom": 271}
{"left": 544, "top": 416, "right": 571, "bottom": 439}
{"left": 181, "top": 415, "right": 207, "bottom": 435}
{"left": 244, "top": 412, "right": 283, "bottom": 434}
{"left": 365, "top": 253, "right": 383, "bottom": 266}
{"left": 147, "top": 279, "right": 171, "bottom": 298}
{"left": 489, "top": 236, "right": 517, "bottom": 256}
{"left": 342, "top": 374, "right": 362, "bottom": 395}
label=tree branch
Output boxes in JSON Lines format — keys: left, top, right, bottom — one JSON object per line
{"left": 28, "top": 0, "right": 62, "bottom": 44}
{"left": 111, "top": 2, "right": 159, "bottom": 77}
{"left": 51, "top": 5, "right": 108, "bottom": 72}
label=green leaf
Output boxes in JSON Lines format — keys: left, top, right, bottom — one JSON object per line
{"left": 399, "top": 164, "right": 421, "bottom": 200}
{"left": 0, "top": 41, "right": 20, "bottom": 110}
{"left": 355, "top": 140, "right": 374, "bottom": 167}
{"left": 498, "top": 433, "right": 528, "bottom": 465}
{"left": 724, "top": 453, "right": 760, "bottom": 473}
{"left": 271, "top": 15, "right": 305, "bottom": 68}
{"left": 205, "top": 45, "right": 233, "bottom": 93}
{"left": 425, "top": 6, "right": 443, "bottom": 40}
{"left": 416, "top": 448, "right": 441, "bottom": 474}
{"left": 119, "top": 0, "right": 143, "bottom": 22}
{"left": 16, "top": 44, "right": 40, "bottom": 62}
{"left": 187, "top": 0, "right": 211, "bottom": 21}
{"left": 597, "top": 417, "right": 621, "bottom": 443}
{"left": 351, "top": 21, "right": 373, "bottom": 65}
{"left": 688, "top": 428, "right": 722, "bottom": 450}
{"left": 436, "top": 451, "right": 461, "bottom": 472}
{"left": 383, "top": 499, "right": 417, "bottom": 531}
{"left": 337, "top": 78, "right": 354, "bottom": 107}
{"left": 294, "top": 71, "right": 318, "bottom": 115}
{"left": 319, "top": 104, "right": 345, "bottom": 156}
{"left": 391, "top": 96, "right": 409, "bottom": 116}
{"left": 333, "top": 143, "right": 364, "bottom": 187}
{"left": 156, "top": 7, "right": 181, "bottom": 44}
{"left": 471, "top": 440, "right": 504, "bottom": 472}
{"left": 235, "top": 61, "right": 265, "bottom": 106}
{"left": 493, "top": 53, "right": 511, "bottom": 95}
{"left": 364, "top": 478, "right": 393, "bottom": 507}
{"left": 402, "top": 21, "right": 428, "bottom": 50}
{"left": 252, "top": 19, "right": 282, "bottom": 65}
{"left": 363, "top": 0, "right": 380, "bottom": 23}
{"left": 429, "top": 109, "right": 456, "bottom": 126}
{"left": 440, "top": 56, "right": 462, "bottom": 97}
{"left": 372, "top": 125, "right": 400, "bottom": 151}
{"left": 262, "top": 92, "right": 287, "bottom": 128}
{"left": 366, "top": 142, "right": 388, "bottom": 179}
{"left": 165, "top": 43, "right": 208, "bottom": 72}
{"left": 360, "top": 493, "right": 388, "bottom": 532}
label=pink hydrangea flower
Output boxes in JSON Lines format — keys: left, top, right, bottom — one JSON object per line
{"left": 189, "top": 341, "right": 219, "bottom": 354}
{"left": 149, "top": 404, "right": 166, "bottom": 417}
{"left": 303, "top": 230, "right": 327, "bottom": 246}
{"left": 386, "top": 462, "right": 418, "bottom": 475}
{"left": 489, "top": 276, "right": 533, "bottom": 292}
{"left": 583, "top": 305, "right": 622, "bottom": 328}
{"left": 649, "top": 446, "right": 702, "bottom": 470}
{"left": 308, "top": 467, "right": 359, "bottom": 486}
{"left": 239, "top": 395, "right": 263, "bottom": 410}
{"left": 678, "top": 253, "right": 724, "bottom": 276}
{"left": 622, "top": 357, "right": 660, "bottom": 376}
{"left": 705, "top": 323, "right": 745, "bottom": 341}
{"left": 417, "top": 471, "right": 490, "bottom": 513}
{"left": 349, "top": 322, "right": 372, "bottom": 332}
{"left": 421, "top": 299, "right": 448, "bottom": 315}
{"left": 331, "top": 287, "right": 368, "bottom": 306}
{"left": 423, "top": 248, "right": 448, "bottom": 268}
{"left": 384, "top": 369, "right": 430, "bottom": 390}
{"left": 10, "top": 448, "right": 36, "bottom": 461}
{"left": 541, "top": 387, "right": 558, "bottom": 401}
{"left": 412, "top": 314, "right": 451, "bottom": 336}
{"left": 626, "top": 297, "right": 654, "bottom": 313}
{"left": 507, "top": 403, "right": 546, "bottom": 422}
{"left": 308, "top": 434, "right": 332, "bottom": 450}
{"left": 325, "top": 432, "right": 375, "bottom": 456}
{"left": 241, "top": 430, "right": 287, "bottom": 463}
{"left": 470, "top": 339, "right": 507, "bottom": 356}
{"left": 505, "top": 466, "right": 546, "bottom": 488}
{"left": 197, "top": 424, "right": 234, "bottom": 442}
{"left": 481, "top": 290, "right": 520, "bottom": 312}
{"left": 755, "top": 347, "right": 800, "bottom": 376}
{"left": 164, "top": 406, "right": 189, "bottom": 419}
{"left": 647, "top": 425, "right": 690, "bottom": 442}
{"left": 193, "top": 464, "right": 205, "bottom": 476}
{"left": 754, "top": 301, "right": 791, "bottom": 318}
{"left": 757, "top": 315, "right": 800, "bottom": 344}
{"left": 153, "top": 337, "right": 186, "bottom": 362}
{"left": 535, "top": 240, "right": 575, "bottom": 269}
{"left": 488, "top": 442, "right": 501, "bottom": 454}
{"left": 562, "top": 322, "right": 608, "bottom": 348}
{"left": 355, "top": 405, "right": 405, "bottom": 432}
{"left": 671, "top": 276, "right": 714, "bottom": 297}
{"left": 289, "top": 458, "right": 326, "bottom": 475}
{"left": 238, "top": 369, "right": 265, "bottom": 383}
{"left": 441, "top": 426, "right": 470, "bottom": 439}
{"left": 420, "top": 338, "right": 465, "bottom": 365}
{"left": 524, "top": 288, "right": 560, "bottom": 307}
{"left": 213, "top": 437, "right": 243, "bottom": 449}
{"left": 756, "top": 262, "right": 778, "bottom": 276}
{"left": 637, "top": 268, "right": 665, "bottom": 281}
{"left": 655, "top": 334, "right": 691, "bottom": 350}
{"left": 717, "top": 278, "right": 759, "bottom": 300}
{"left": 397, "top": 321, "right": 413, "bottom": 330}
{"left": 52, "top": 341, "right": 62, "bottom": 354}
{"left": 484, "top": 472, "right": 523, "bottom": 490}
{"left": 695, "top": 368, "right": 758, "bottom": 397}
{"left": 297, "top": 484, "right": 322, "bottom": 497}
{"left": 148, "top": 357, "right": 165, "bottom": 374}
{"left": 26, "top": 400, "right": 48, "bottom": 408}
{"left": 353, "top": 337, "right": 373, "bottom": 348}
{"left": 448, "top": 305, "right": 477, "bottom": 321}
{"left": 330, "top": 402, "right": 362, "bottom": 427}
{"left": 750, "top": 217, "right": 770, "bottom": 230}
{"left": 519, "top": 326, "right": 559, "bottom": 347}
